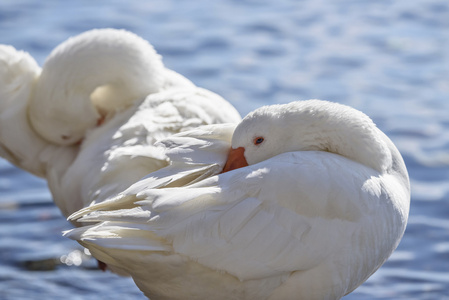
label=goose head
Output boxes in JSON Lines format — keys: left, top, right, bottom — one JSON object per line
{"left": 223, "top": 100, "right": 392, "bottom": 173}
{"left": 28, "top": 28, "right": 165, "bottom": 146}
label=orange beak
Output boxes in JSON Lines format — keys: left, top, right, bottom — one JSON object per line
{"left": 222, "top": 147, "right": 248, "bottom": 173}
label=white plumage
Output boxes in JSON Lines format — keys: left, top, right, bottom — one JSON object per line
{"left": 66, "top": 100, "right": 410, "bottom": 300}
{"left": 0, "top": 28, "right": 241, "bottom": 218}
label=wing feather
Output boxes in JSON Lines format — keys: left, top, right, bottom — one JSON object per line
{"left": 70, "top": 151, "right": 387, "bottom": 281}
{"left": 68, "top": 123, "right": 234, "bottom": 220}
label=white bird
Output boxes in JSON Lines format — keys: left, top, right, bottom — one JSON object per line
{"left": 0, "top": 28, "right": 241, "bottom": 219}
{"left": 30, "top": 28, "right": 194, "bottom": 146}
{"left": 66, "top": 100, "right": 410, "bottom": 300}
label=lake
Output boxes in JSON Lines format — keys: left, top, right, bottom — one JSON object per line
{"left": 1, "top": 0, "right": 448, "bottom": 299}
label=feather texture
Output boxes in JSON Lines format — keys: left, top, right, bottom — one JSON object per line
{"left": 0, "top": 29, "right": 240, "bottom": 221}
{"left": 66, "top": 100, "right": 410, "bottom": 300}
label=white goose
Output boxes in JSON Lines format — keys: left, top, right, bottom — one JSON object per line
{"left": 66, "top": 100, "right": 410, "bottom": 300}
{"left": 30, "top": 28, "right": 194, "bottom": 146}
{"left": 0, "top": 28, "right": 241, "bottom": 218}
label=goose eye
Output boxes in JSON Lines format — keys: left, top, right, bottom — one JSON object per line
{"left": 254, "top": 137, "right": 264, "bottom": 145}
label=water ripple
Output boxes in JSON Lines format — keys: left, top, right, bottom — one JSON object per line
{"left": 1, "top": 0, "right": 448, "bottom": 299}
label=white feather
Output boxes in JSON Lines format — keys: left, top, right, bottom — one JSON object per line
{"left": 0, "top": 29, "right": 241, "bottom": 220}
{"left": 66, "top": 100, "right": 410, "bottom": 300}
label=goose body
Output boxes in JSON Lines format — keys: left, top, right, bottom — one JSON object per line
{"left": 52, "top": 87, "right": 241, "bottom": 217}
{"left": 67, "top": 100, "right": 410, "bottom": 300}
{"left": 0, "top": 29, "right": 241, "bottom": 219}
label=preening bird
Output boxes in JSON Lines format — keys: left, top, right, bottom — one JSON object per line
{"left": 66, "top": 100, "right": 410, "bottom": 300}
{"left": 0, "top": 28, "right": 241, "bottom": 219}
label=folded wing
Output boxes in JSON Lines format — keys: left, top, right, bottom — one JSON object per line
{"left": 68, "top": 150, "right": 393, "bottom": 281}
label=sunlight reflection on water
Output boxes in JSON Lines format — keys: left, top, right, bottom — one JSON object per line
{"left": 0, "top": 0, "right": 448, "bottom": 299}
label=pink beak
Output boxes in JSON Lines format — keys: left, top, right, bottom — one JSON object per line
{"left": 222, "top": 147, "right": 248, "bottom": 173}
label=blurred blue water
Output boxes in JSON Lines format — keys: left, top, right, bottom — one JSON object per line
{"left": 0, "top": 0, "right": 448, "bottom": 299}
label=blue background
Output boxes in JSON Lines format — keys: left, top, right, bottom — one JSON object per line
{"left": 1, "top": 0, "right": 448, "bottom": 299}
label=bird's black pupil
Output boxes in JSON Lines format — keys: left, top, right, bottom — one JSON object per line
{"left": 255, "top": 137, "right": 264, "bottom": 144}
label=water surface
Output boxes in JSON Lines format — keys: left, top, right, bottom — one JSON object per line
{"left": 1, "top": 0, "right": 448, "bottom": 299}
